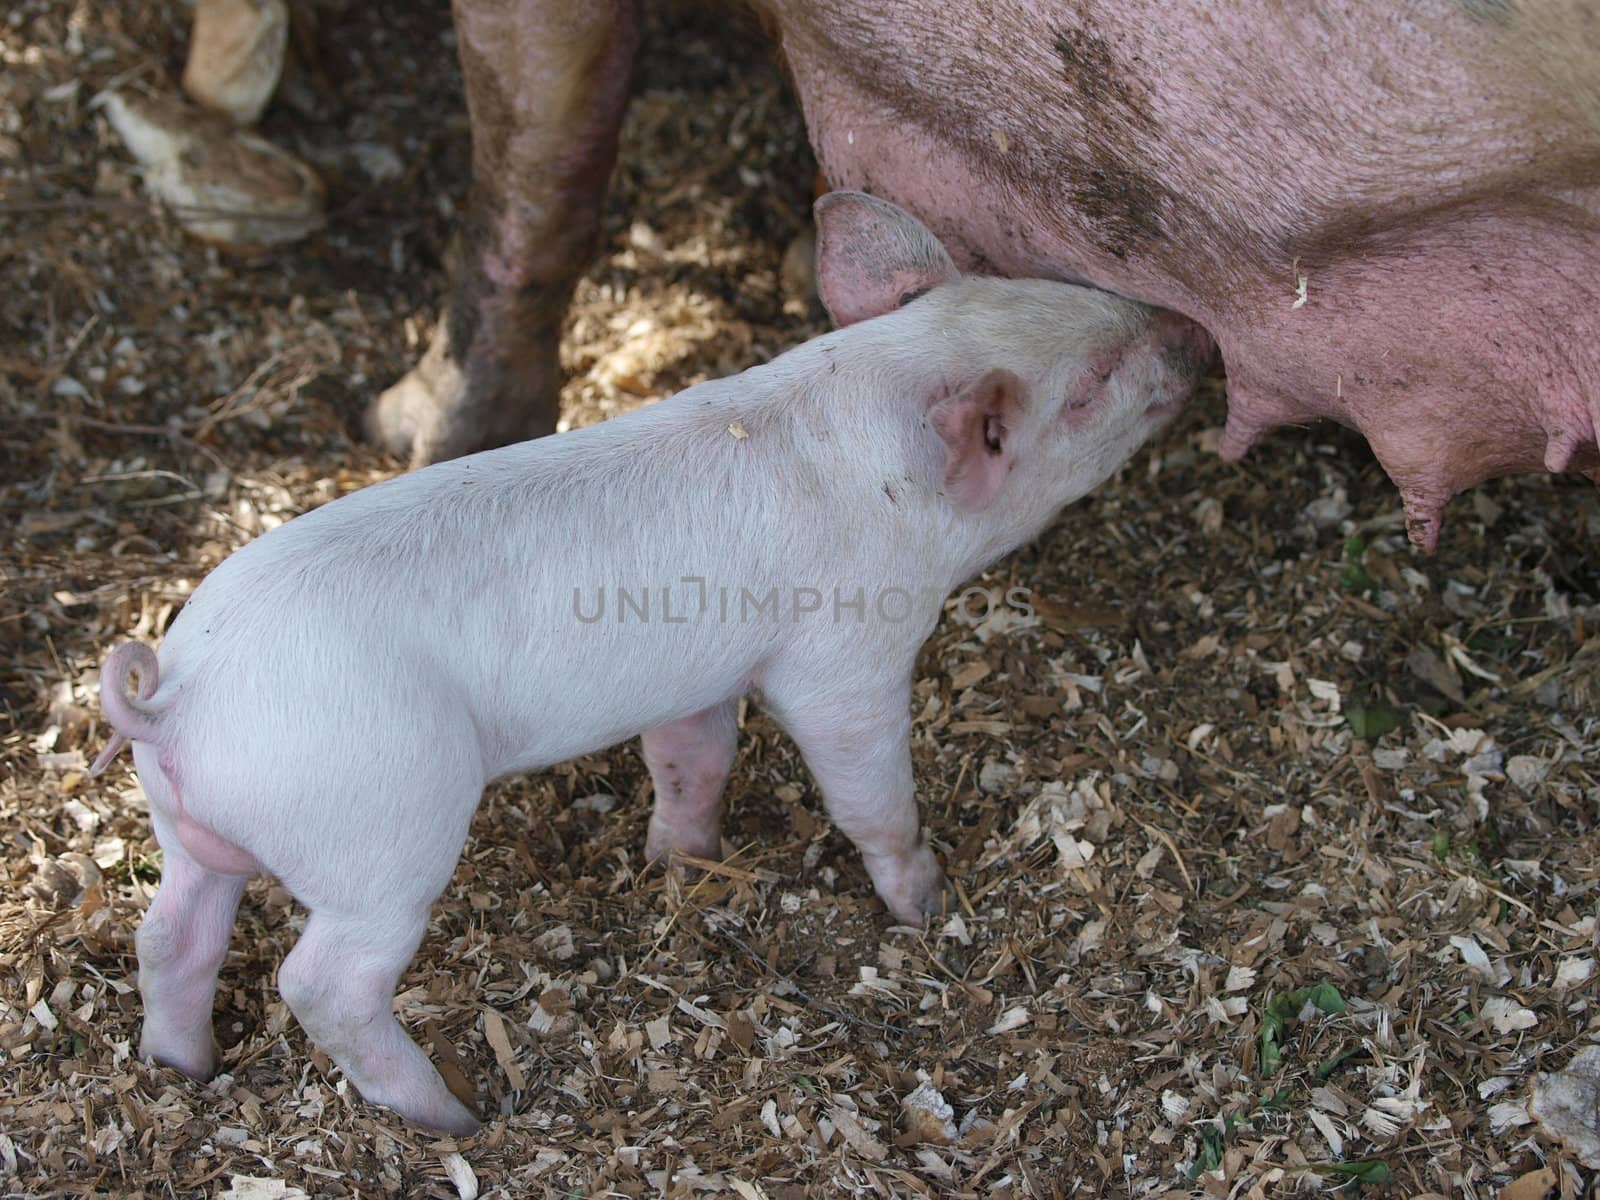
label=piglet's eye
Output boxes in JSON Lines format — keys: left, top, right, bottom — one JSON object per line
{"left": 897, "top": 287, "right": 930, "bottom": 307}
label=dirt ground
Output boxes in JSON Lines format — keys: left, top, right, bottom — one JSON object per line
{"left": 4, "top": 3, "right": 1600, "bottom": 1197}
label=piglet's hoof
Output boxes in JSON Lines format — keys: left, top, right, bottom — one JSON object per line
{"left": 643, "top": 826, "right": 725, "bottom": 873}
{"left": 900, "top": 875, "right": 959, "bottom": 926}
{"left": 869, "top": 844, "right": 956, "bottom": 926}
{"left": 141, "top": 1033, "right": 218, "bottom": 1083}
{"left": 407, "top": 1094, "right": 481, "bottom": 1138}
{"left": 370, "top": 317, "right": 561, "bottom": 466}
{"left": 102, "top": 90, "right": 324, "bottom": 250}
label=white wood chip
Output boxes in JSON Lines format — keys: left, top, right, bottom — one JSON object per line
{"left": 1530, "top": 1046, "right": 1600, "bottom": 1167}
{"left": 531, "top": 924, "right": 575, "bottom": 959}
{"left": 675, "top": 997, "right": 727, "bottom": 1029}
{"left": 219, "top": 1179, "right": 311, "bottom": 1200}
{"left": 1160, "top": 1090, "right": 1189, "bottom": 1123}
{"left": 1074, "top": 919, "right": 1105, "bottom": 958}
{"left": 1134, "top": 843, "right": 1165, "bottom": 879}
{"left": 1361, "top": 1106, "right": 1403, "bottom": 1138}
{"left": 827, "top": 1106, "right": 888, "bottom": 1161}
{"left": 1555, "top": 957, "right": 1594, "bottom": 991}
{"left": 482, "top": 1008, "right": 526, "bottom": 1091}
{"left": 28, "top": 1000, "right": 56, "bottom": 1032}
{"left": 1306, "top": 678, "right": 1341, "bottom": 708}
{"left": 1489, "top": 1099, "right": 1535, "bottom": 1135}
{"left": 1449, "top": 935, "right": 1493, "bottom": 981}
{"left": 1309, "top": 1109, "right": 1344, "bottom": 1156}
{"left": 1204, "top": 995, "right": 1248, "bottom": 1024}
{"left": 1506, "top": 755, "right": 1551, "bottom": 791}
{"left": 1482, "top": 996, "right": 1538, "bottom": 1034}
{"left": 441, "top": 1152, "right": 478, "bottom": 1200}
{"left": 902, "top": 1080, "right": 958, "bottom": 1144}
{"left": 940, "top": 913, "right": 970, "bottom": 944}
{"left": 1053, "top": 834, "right": 1095, "bottom": 869}
{"left": 1311, "top": 1087, "right": 1350, "bottom": 1116}
{"left": 987, "top": 1007, "right": 1030, "bottom": 1035}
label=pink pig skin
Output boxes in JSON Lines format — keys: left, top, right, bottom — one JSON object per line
{"left": 96, "top": 193, "right": 1210, "bottom": 1135}
{"left": 379, "top": 0, "right": 1599, "bottom": 550}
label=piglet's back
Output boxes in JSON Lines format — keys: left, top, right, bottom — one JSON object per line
{"left": 151, "top": 359, "right": 899, "bottom": 771}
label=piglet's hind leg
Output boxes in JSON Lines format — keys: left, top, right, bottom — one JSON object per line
{"left": 641, "top": 699, "right": 738, "bottom": 864}
{"left": 138, "top": 832, "right": 248, "bottom": 1078}
{"left": 277, "top": 910, "right": 479, "bottom": 1134}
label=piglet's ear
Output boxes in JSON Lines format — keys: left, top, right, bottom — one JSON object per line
{"left": 930, "top": 369, "right": 1024, "bottom": 512}
{"left": 814, "top": 191, "right": 960, "bottom": 327}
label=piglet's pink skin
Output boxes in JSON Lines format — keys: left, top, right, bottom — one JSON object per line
{"left": 96, "top": 193, "right": 1211, "bottom": 1135}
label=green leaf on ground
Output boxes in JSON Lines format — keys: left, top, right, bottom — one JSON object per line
{"left": 1261, "top": 982, "right": 1347, "bottom": 1075}
{"left": 1346, "top": 701, "right": 1402, "bottom": 740}
{"left": 1340, "top": 535, "right": 1373, "bottom": 594}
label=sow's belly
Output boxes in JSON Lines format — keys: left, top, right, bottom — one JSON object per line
{"left": 756, "top": 0, "right": 1600, "bottom": 548}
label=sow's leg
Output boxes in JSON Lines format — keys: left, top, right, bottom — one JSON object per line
{"left": 370, "top": 1, "right": 642, "bottom": 465}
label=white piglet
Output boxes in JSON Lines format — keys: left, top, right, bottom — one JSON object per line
{"left": 94, "top": 192, "right": 1212, "bottom": 1133}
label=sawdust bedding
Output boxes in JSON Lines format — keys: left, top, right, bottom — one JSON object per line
{"left": 3, "top": 2, "right": 1598, "bottom": 1196}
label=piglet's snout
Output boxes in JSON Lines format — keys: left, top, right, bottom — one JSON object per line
{"left": 1122, "top": 309, "right": 1215, "bottom": 421}
{"left": 1150, "top": 310, "right": 1218, "bottom": 375}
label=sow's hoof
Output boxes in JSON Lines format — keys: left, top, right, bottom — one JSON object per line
{"left": 369, "top": 318, "right": 561, "bottom": 466}
{"left": 183, "top": 0, "right": 289, "bottom": 126}
{"left": 102, "top": 91, "right": 324, "bottom": 250}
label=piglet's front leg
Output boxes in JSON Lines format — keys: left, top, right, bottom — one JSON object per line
{"left": 766, "top": 678, "right": 952, "bottom": 925}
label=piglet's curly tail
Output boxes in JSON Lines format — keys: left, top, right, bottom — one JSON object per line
{"left": 90, "top": 642, "right": 163, "bottom": 776}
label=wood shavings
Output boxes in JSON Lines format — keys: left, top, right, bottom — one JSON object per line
{"left": 901, "top": 1080, "right": 957, "bottom": 1145}
{"left": 1529, "top": 1046, "right": 1600, "bottom": 1168}
{"left": 6, "top": 4, "right": 1600, "bottom": 1198}
{"left": 481, "top": 1008, "right": 526, "bottom": 1091}
{"left": 440, "top": 1151, "right": 479, "bottom": 1200}
{"left": 1481, "top": 996, "right": 1539, "bottom": 1034}
{"left": 217, "top": 1179, "right": 311, "bottom": 1200}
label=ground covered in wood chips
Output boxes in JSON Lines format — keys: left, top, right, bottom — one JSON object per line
{"left": 5, "top": 3, "right": 1600, "bottom": 1198}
